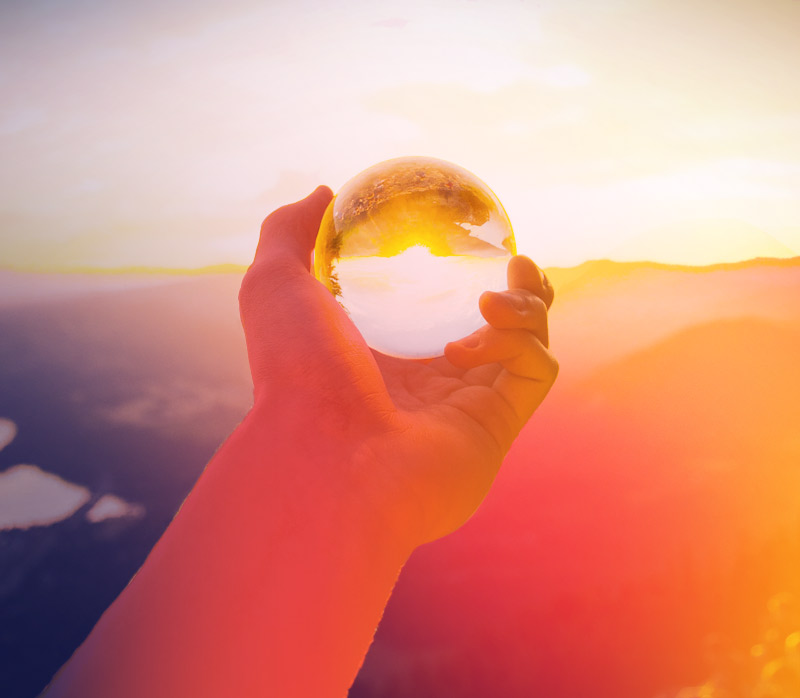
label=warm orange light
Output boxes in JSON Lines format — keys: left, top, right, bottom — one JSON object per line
{"left": 313, "top": 156, "right": 515, "bottom": 358}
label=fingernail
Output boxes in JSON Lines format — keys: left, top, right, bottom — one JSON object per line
{"left": 458, "top": 334, "right": 481, "bottom": 349}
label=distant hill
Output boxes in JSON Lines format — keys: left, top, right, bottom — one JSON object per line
{"left": 1, "top": 258, "right": 799, "bottom": 698}
{"left": 354, "top": 315, "right": 800, "bottom": 698}
{"left": 546, "top": 254, "right": 800, "bottom": 299}
{"left": 547, "top": 256, "right": 800, "bottom": 380}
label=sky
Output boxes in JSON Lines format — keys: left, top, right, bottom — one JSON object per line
{"left": 1, "top": 0, "right": 799, "bottom": 269}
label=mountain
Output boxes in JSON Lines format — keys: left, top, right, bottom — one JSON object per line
{"left": 0, "top": 273, "right": 252, "bottom": 698}
{"left": 351, "top": 258, "right": 800, "bottom": 698}
{"left": 1, "top": 258, "right": 799, "bottom": 698}
{"left": 352, "top": 317, "right": 800, "bottom": 698}
{"left": 547, "top": 256, "right": 800, "bottom": 379}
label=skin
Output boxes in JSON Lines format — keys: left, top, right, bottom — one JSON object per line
{"left": 44, "top": 185, "right": 558, "bottom": 698}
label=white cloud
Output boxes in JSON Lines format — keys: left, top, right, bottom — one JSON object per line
{"left": 0, "top": 464, "right": 90, "bottom": 531}
{"left": 86, "top": 494, "right": 145, "bottom": 523}
{"left": 0, "top": 418, "right": 16, "bottom": 451}
{"left": 2, "top": 0, "right": 799, "bottom": 269}
{"left": 97, "top": 379, "right": 249, "bottom": 433}
{"left": 0, "top": 418, "right": 145, "bottom": 529}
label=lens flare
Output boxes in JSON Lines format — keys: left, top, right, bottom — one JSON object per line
{"left": 314, "top": 156, "right": 515, "bottom": 358}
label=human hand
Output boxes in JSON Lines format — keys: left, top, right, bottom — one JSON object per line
{"left": 239, "top": 186, "right": 558, "bottom": 548}
{"left": 45, "top": 185, "right": 556, "bottom": 698}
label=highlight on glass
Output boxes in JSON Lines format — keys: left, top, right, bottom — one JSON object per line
{"left": 313, "top": 156, "right": 516, "bottom": 359}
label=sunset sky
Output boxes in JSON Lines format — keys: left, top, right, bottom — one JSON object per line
{"left": 1, "top": 0, "right": 799, "bottom": 269}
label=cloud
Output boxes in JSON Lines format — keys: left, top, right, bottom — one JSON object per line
{"left": 0, "top": 464, "right": 91, "bottom": 531}
{"left": 85, "top": 494, "right": 145, "bottom": 523}
{"left": 0, "top": 418, "right": 145, "bottom": 529}
{"left": 97, "top": 379, "right": 249, "bottom": 433}
{"left": 2, "top": 0, "right": 799, "bottom": 269}
{"left": 0, "top": 417, "right": 16, "bottom": 451}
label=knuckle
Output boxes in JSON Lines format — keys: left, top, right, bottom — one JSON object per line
{"left": 260, "top": 203, "right": 293, "bottom": 235}
{"left": 509, "top": 327, "right": 532, "bottom": 349}
{"left": 528, "top": 338, "right": 559, "bottom": 382}
{"left": 259, "top": 215, "right": 272, "bottom": 235}
{"left": 504, "top": 290, "right": 530, "bottom": 312}
{"left": 238, "top": 259, "right": 296, "bottom": 308}
{"left": 547, "top": 352, "right": 560, "bottom": 381}
{"left": 528, "top": 293, "right": 547, "bottom": 314}
{"left": 255, "top": 257, "right": 297, "bottom": 281}
{"left": 238, "top": 267, "right": 261, "bottom": 309}
{"left": 544, "top": 284, "right": 555, "bottom": 309}
{"left": 509, "top": 330, "right": 537, "bottom": 359}
{"left": 509, "top": 290, "right": 546, "bottom": 316}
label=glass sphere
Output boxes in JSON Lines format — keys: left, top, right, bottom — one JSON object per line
{"left": 313, "top": 156, "right": 516, "bottom": 359}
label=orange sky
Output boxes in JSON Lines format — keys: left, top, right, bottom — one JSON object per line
{"left": 1, "top": 0, "right": 799, "bottom": 270}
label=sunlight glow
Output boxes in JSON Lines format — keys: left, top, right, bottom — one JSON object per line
{"left": 336, "top": 247, "right": 509, "bottom": 358}
{"left": 1, "top": 0, "right": 798, "bottom": 269}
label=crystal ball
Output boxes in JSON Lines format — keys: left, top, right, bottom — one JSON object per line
{"left": 313, "top": 156, "right": 516, "bottom": 359}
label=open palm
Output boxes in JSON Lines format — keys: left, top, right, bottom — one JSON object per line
{"left": 240, "top": 186, "right": 558, "bottom": 548}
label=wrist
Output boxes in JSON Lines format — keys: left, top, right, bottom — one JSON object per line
{"left": 48, "top": 397, "right": 413, "bottom": 698}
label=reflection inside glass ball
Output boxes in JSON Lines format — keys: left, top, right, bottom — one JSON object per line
{"left": 313, "top": 156, "right": 516, "bottom": 359}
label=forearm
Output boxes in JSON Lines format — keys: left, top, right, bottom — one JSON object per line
{"left": 45, "top": 404, "right": 411, "bottom": 698}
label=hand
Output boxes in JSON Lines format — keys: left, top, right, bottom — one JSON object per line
{"left": 239, "top": 186, "right": 558, "bottom": 547}
{"left": 44, "top": 185, "right": 556, "bottom": 698}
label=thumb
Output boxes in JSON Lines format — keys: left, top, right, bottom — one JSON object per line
{"left": 252, "top": 185, "right": 333, "bottom": 272}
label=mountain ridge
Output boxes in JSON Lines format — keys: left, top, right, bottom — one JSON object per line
{"left": 3, "top": 255, "right": 799, "bottom": 279}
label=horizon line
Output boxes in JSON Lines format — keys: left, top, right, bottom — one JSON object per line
{"left": 1, "top": 256, "right": 800, "bottom": 277}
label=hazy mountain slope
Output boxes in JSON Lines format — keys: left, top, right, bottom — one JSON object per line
{"left": 0, "top": 274, "right": 251, "bottom": 698}
{"left": 352, "top": 294, "right": 800, "bottom": 698}
{"left": 548, "top": 257, "right": 800, "bottom": 379}
{"left": 1, "top": 259, "right": 798, "bottom": 698}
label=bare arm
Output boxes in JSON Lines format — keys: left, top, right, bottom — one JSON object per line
{"left": 44, "top": 186, "right": 557, "bottom": 697}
